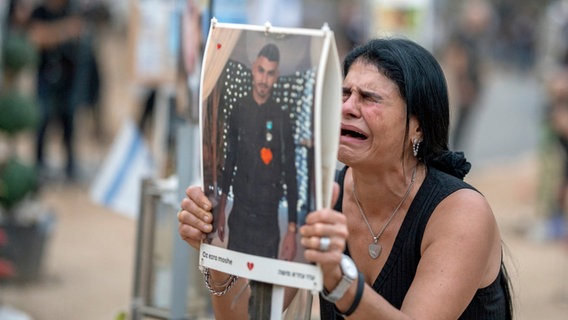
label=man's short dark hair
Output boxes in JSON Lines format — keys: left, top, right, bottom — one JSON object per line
{"left": 258, "top": 43, "right": 280, "bottom": 63}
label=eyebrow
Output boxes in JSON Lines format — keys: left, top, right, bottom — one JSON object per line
{"left": 343, "top": 86, "right": 382, "bottom": 101}
{"left": 257, "top": 65, "right": 277, "bottom": 75}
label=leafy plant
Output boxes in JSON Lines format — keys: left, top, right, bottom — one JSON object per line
{"left": 0, "top": 157, "right": 37, "bottom": 211}
{"left": 1, "top": 31, "right": 37, "bottom": 75}
{"left": 0, "top": 91, "right": 39, "bottom": 135}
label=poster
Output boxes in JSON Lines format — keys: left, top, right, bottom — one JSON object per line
{"left": 370, "top": 0, "right": 435, "bottom": 49}
{"left": 128, "top": 0, "right": 182, "bottom": 86}
{"left": 198, "top": 20, "right": 342, "bottom": 293}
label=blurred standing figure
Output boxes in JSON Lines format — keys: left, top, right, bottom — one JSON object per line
{"left": 444, "top": 0, "right": 492, "bottom": 151}
{"left": 544, "top": 69, "right": 568, "bottom": 239}
{"left": 5, "top": 0, "right": 33, "bottom": 33}
{"left": 538, "top": 0, "right": 568, "bottom": 79}
{"left": 537, "top": 0, "right": 568, "bottom": 239}
{"left": 27, "top": 0, "right": 84, "bottom": 181}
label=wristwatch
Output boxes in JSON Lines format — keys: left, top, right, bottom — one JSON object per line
{"left": 321, "top": 254, "right": 358, "bottom": 303}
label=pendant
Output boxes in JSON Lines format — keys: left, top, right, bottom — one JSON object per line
{"left": 368, "top": 242, "right": 382, "bottom": 259}
{"left": 266, "top": 121, "right": 273, "bottom": 142}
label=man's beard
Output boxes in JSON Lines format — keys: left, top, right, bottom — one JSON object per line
{"left": 256, "top": 84, "right": 270, "bottom": 98}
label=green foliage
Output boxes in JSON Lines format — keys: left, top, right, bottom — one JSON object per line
{"left": 0, "top": 157, "right": 37, "bottom": 210}
{"left": 0, "top": 92, "right": 39, "bottom": 135}
{"left": 1, "top": 31, "right": 37, "bottom": 74}
{"left": 114, "top": 311, "right": 127, "bottom": 320}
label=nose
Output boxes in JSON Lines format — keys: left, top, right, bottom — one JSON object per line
{"left": 258, "top": 72, "right": 268, "bottom": 84}
{"left": 342, "top": 94, "right": 361, "bottom": 119}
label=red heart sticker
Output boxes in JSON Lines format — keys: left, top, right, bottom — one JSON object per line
{"left": 217, "top": 43, "right": 222, "bottom": 49}
{"left": 247, "top": 262, "right": 254, "bottom": 271}
{"left": 260, "top": 147, "right": 272, "bottom": 165}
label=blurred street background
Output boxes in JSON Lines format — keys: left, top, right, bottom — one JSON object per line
{"left": 1, "top": 0, "right": 568, "bottom": 319}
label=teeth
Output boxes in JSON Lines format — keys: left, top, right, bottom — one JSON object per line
{"left": 342, "top": 129, "right": 366, "bottom": 139}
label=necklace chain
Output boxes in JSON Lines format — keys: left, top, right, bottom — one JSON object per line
{"left": 352, "top": 166, "right": 417, "bottom": 247}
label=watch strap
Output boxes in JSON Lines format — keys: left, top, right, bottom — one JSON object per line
{"left": 321, "top": 274, "right": 355, "bottom": 302}
{"left": 320, "top": 254, "right": 357, "bottom": 303}
{"left": 336, "top": 271, "right": 365, "bottom": 316}
{"left": 321, "top": 274, "right": 352, "bottom": 303}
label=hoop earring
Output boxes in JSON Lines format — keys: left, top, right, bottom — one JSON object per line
{"left": 413, "top": 139, "right": 421, "bottom": 157}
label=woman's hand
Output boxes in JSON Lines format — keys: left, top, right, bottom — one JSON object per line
{"left": 178, "top": 186, "right": 214, "bottom": 250}
{"left": 299, "top": 183, "right": 348, "bottom": 284}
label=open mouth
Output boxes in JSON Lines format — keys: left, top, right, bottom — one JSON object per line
{"left": 341, "top": 127, "right": 368, "bottom": 140}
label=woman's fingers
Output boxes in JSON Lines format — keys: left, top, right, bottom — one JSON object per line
{"left": 178, "top": 220, "right": 204, "bottom": 249}
{"left": 185, "top": 186, "right": 212, "bottom": 210}
{"left": 180, "top": 197, "right": 212, "bottom": 228}
{"left": 303, "top": 207, "right": 346, "bottom": 225}
{"left": 178, "top": 208, "right": 212, "bottom": 234}
{"left": 303, "top": 246, "right": 344, "bottom": 267}
{"left": 299, "top": 208, "right": 348, "bottom": 265}
{"left": 300, "top": 235, "right": 342, "bottom": 252}
{"left": 178, "top": 186, "right": 214, "bottom": 250}
{"left": 301, "top": 209, "right": 347, "bottom": 239}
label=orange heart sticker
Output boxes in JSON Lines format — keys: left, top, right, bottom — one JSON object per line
{"left": 247, "top": 262, "right": 254, "bottom": 270}
{"left": 260, "top": 147, "right": 272, "bottom": 165}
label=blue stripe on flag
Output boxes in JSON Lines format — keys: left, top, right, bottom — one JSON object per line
{"left": 102, "top": 129, "right": 143, "bottom": 205}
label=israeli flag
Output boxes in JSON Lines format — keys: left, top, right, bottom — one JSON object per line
{"left": 90, "top": 119, "right": 155, "bottom": 219}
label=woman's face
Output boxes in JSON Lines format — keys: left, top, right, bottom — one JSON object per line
{"left": 337, "top": 60, "right": 408, "bottom": 168}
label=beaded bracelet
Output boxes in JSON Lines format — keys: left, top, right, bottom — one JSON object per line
{"left": 200, "top": 266, "right": 239, "bottom": 296}
{"left": 336, "top": 271, "right": 365, "bottom": 317}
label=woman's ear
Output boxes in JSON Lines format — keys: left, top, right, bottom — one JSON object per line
{"left": 410, "top": 115, "right": 422, "bottom": 141}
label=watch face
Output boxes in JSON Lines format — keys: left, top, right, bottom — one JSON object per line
{"left": 341, "top": 255, "right": 358, "bottom": 279}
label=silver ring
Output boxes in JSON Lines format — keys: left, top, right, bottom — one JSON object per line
{"left": 319, "top": 237, "right": 331, "bottom": 251}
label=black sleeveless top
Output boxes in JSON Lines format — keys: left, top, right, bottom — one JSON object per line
{"left": 319, "top": 166, "right": 510, "bottom": 319}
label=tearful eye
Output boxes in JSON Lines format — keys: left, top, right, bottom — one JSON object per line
{"left": 341, "top": 129, "right": 368, "bottom": 139}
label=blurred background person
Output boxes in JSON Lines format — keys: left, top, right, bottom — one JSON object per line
{"left": 27, "top": 0, "right": 106, "bottom": 183}
{"left": 4, "top": 0, "right": 33, "bottom": 34}
{"left": 70, "top": 0, "right": 110, "bottom": 145}
{"left": 543, "top": 68, "right": 568, "bottom": 240}
{"left": 443, "top": 0, "right": 493, "bottom": 152}
{"left": 538, "top": 0, "right": 568, "bottom": 79}
{"left": 27, "top": 0, "right": 83, "bottom": 182}
{"left": 534, "top": 0, "right": 568, "bottom": 240}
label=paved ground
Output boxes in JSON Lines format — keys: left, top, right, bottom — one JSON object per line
{"left": 1, "top": 182, "right": 136, "bottom": 320}
{"left": 2, "top": 29, "right": 568, "bottom": 320}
